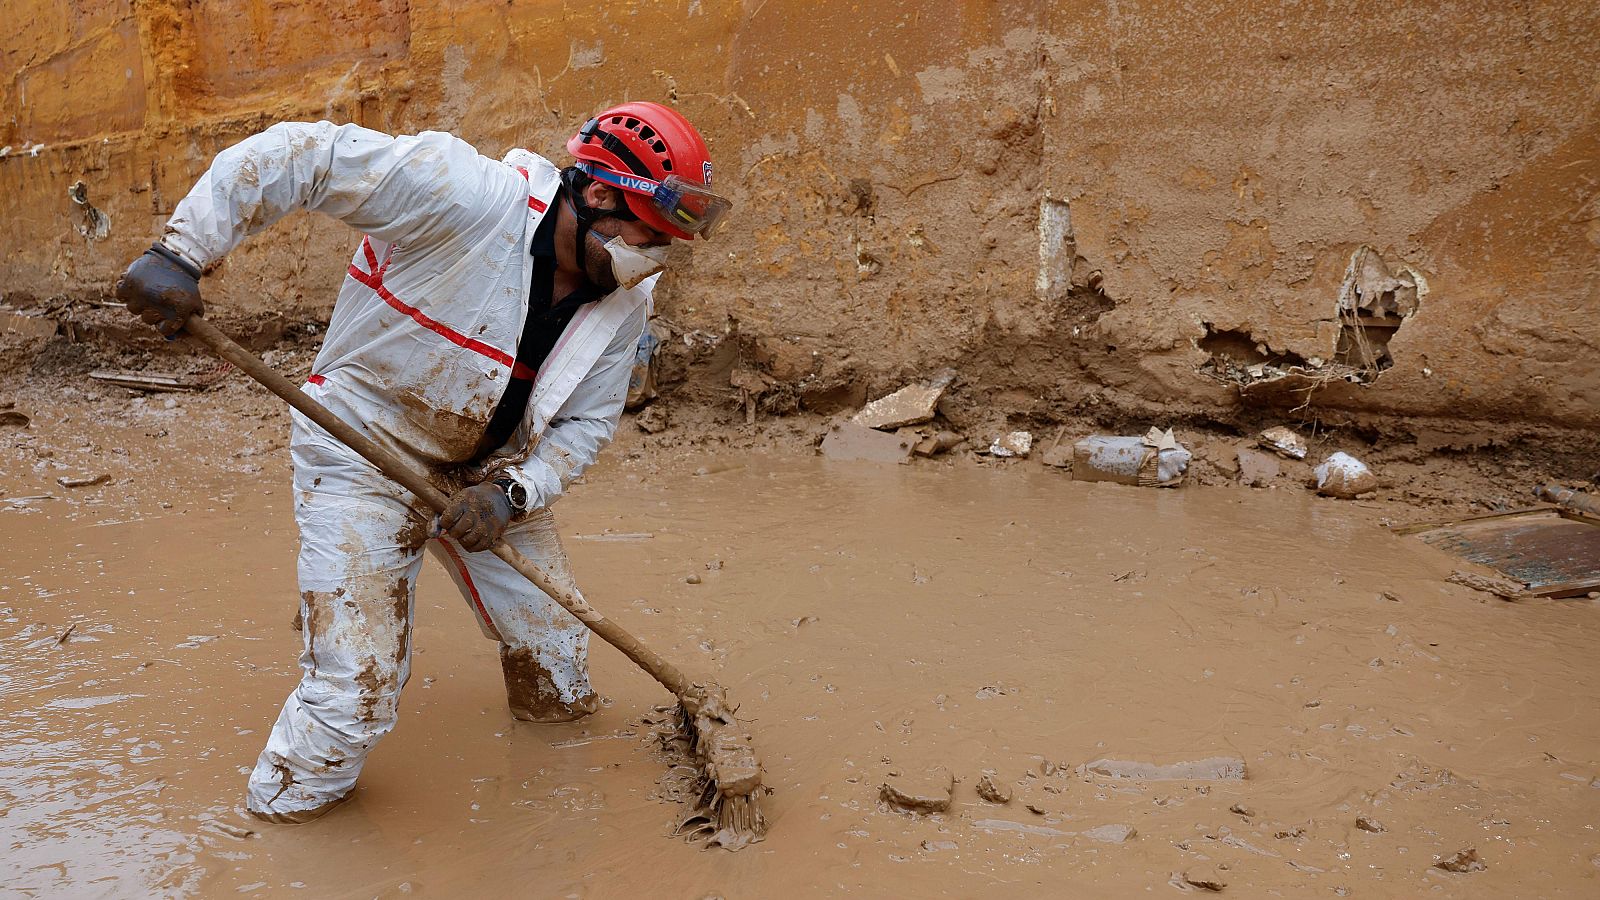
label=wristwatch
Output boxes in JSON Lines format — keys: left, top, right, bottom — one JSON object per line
{"left": 492, "top": 477, "right": 530, "bottom": 513}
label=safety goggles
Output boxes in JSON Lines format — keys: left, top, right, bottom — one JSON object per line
{"left": 578, "top": 162, "right": 733, "bottom": 238}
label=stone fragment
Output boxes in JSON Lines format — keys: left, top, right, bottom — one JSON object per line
{"left": 1183, "top": 866, "right": 1228, "bottom": 891}
{"left": 913, "top": 430, "right": 963, "bottom": 457}
{"left": 1235, "top": 448, "right": 1280, "bottom": 487}
{"left": 1258, "top": 426, "right": 1307, "bottom": 460}
{"left": 975, "top": 773, "right": 1012, "bottom": 804}
{"left": 1080, "top": 756, "right": 1246, "bottom": 781}
{"left": 821, "top": 422, "right": 914, "bottom": 464}
{"left": 1229, "top": 803, "right": 1255, "bottom": 818}
{"left": 1433, "top": 847, "right": 1485, "bottom": 873}
{"left": 880, "top": 767, "right": 954, "bottom": 813}
{"left": 1040, "top": 442, "right": 1074, "bottom": 468}
{"left": 1082, "top": 823, "right": 1136, "bottom": 843}
{"left": 852, "top": 369, "right": 956, "bottom": 430}
{"left": 1355, "top": 815, "right": 1386, "bottom": 833}
{"left": 635, "top": 404, "right": 670, "bottom": 434}
{"left": 1314, "top": 452, "right": 1378, "bottom": 498}
{"left": 989, "top": 431, "right": 1033, "bottom": 458}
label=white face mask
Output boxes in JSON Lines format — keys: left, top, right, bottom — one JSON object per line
{"left": 602, "top": 236, "right": 669, "bottom": 290}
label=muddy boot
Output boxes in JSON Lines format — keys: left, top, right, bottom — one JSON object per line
{"left": 500, "top": 644, "right": 599, "bottom": 723}
{"left": 247, "top": 791, "right": 353, "bottom": 825}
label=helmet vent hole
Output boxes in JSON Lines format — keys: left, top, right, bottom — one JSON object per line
{"left": 639, "top": 126, "right": 657, "bottom": 141}
{"left": 624, "top": 117, "right": 640, "bottom": 129}
{"left": 661, "top": 159, "right": 673, "bottom": 171}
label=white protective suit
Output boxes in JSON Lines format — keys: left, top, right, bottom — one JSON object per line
{"left": 159, "top": 120, "right": 651, "bottom": 821}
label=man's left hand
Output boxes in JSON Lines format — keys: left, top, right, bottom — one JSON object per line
{"left": 439, "top": 483, "right": 513, "bottom": 552}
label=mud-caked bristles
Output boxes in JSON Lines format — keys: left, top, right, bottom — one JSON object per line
{"left": 668, "top": 684, "right": 769, "bottom": 850}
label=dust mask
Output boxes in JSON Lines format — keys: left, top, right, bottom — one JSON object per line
{"left": 602, "top": 236, "right": 669, "bottom": 290}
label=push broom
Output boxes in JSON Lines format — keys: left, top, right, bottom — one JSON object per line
{"left": 182, "top": 316, "right": 767, "bottom": 849}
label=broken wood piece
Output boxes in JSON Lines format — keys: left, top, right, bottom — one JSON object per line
{"left": 88, "top": 369, "right": 221, "bottom": 393}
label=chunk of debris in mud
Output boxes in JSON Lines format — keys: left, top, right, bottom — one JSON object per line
{"left": 1355, "top": 815, "right": 1386, "bottom": 833}
{"left": 1447, "top": 570, "right": 1529, "bottom": 601}
{"left": 1083, "top": 823, "right": 1137, "bottom": 844}
{"left": 1534, "top": 483, "right": 1600, "bottom": 517}
{"left": 1080, "top": 756, "right": 1247, "bottom": 781}
{"left": 821, "top": 422, "right": 913, "bottom": 464}
{"left": 1182, "top": 866, "right": 1229, "bottom": 891}
{"left": 1041, "top": 442, "right": 1074, "bottom": 468}
{"left": 88, "top": 369, "right": 220, "bottom": 393}
{"left": 913, "top": 430, "right": 963, "bottom": 458}
{"left": 880, "top": 767, "right": 954, "bottom": 813}
{"left": 1314, "top": 452, "right": 1378, "bottom": 498}
{"left": 1432, "top": 847, "right": 1485, "bottom": 873}
{"left": 635, "top": 404, "right": 670, "bottom": 434}
{"left": 851, "top": 369, "right": 957, "bottom": 431}
{"left": 988, "top": 431, "right": 1033, "bottom": 458}
{"left": 0, "top": 409, "right": 29, "bottom": 427}
{"left": 55, "top": 474, "right": 110, "bottom": 488}
{"left": 975, "top": 772, "right": 1013, "bottom": 804}
{"left": 1258, "top": 426, "right": 1307, "bottom": 460}
{"left": 1235, "top": 449, "right": 1280, "bottom": 487}
{"left": 920, "top": 839, "right": 958, "bottom": 852}
{"left": 1072, "top": 429, "right": 1191, "bottom": 487}
{"left": 1229, "top": 803, "right": 1256, "bottom": 818}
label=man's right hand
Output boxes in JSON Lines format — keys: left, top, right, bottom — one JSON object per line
{"left": 116, "top": 245, "right": 205, "bottom": 337}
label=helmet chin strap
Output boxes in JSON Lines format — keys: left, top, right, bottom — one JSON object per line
{"left": 561, "top": 166, "right": 638, "bottom": 267}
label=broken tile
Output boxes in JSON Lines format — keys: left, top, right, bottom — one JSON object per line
{"left": 851, "top": 370, "right": 956, "bottom": 430}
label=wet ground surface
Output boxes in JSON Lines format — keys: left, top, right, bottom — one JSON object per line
{"left": 3, "top": 396, "right": 1600, "bottom": 898}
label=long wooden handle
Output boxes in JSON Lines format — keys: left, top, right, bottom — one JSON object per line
{"left": 183, "top": 317, "right": 695, "bottom": 699}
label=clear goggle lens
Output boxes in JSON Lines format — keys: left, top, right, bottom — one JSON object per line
{"left": 653, "top": 175, "right": 732, "bottom": 238}
{"left": 581, "top": 164, "right": 732, "bottom": 238}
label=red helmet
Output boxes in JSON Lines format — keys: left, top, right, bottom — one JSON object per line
{"left": 567, "top": 101, "right": 731, "bottom": 241}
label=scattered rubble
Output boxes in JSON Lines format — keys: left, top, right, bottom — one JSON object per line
{"left": 1447, "top": 570, "right": 1529, "bottom": 601}
{"left": 821, "top": 422, "right": 913, "bottom": 464}
{"left": 1258, "top": 426, "right": 1307, "bottom": 460}
{"left": 851, "top": 369, "right": 956, "bottom": 431}
{"left": 912, "top": 430, "right": 963, "bottom": 458}
{"left": 880, "top": 768, "right": 954, "bottom": 813}
{"left": 1432, "top": 847, "right": 1485, "bottom": 873}
{"left": 1080, "top": 756, "right": 1246, "bottom": 781}
{"left": 1314, "top": 452, "right": 1378, "bottom": 498}
{"left": 635, "top": 404, "right": 670, "bottom": 434}
{"left": 1181, "top": 866, "right": 1228, "bottom": 891}
{"left": 975, "top": 772, "right": 1012, "bottom": 804}
{"left": 1071, "top": 428, "right": 1191, "bottom": 487}
{"left": 1235, "top": 448, "right": 1280, "bottom": 487}
{"left": 988, "top": 431, "right": 1032, "bottom": 458}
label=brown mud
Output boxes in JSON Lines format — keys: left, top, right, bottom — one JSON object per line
{"left": 2, "top": 364, "right": 1599, "bottom": 897}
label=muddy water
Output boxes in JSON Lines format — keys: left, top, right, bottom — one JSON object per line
{"left": 4, "top": 427, "right": 1600, "bottom": 897}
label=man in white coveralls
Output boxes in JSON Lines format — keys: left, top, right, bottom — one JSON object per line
{"left": 114, "top": 102, "right": 732, "bottom": 823}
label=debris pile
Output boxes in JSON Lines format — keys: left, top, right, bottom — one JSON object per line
{"left": 1071, "top": 428, "right": 1190, "bottom": 487}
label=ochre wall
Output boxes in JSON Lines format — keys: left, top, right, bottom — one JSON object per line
{"left": 3, "top": 0, "right": 1596, "bottom": 428}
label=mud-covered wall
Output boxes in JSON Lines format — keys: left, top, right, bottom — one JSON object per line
{"left": 3, "top": 1, "right": 1597, "bottom": 428}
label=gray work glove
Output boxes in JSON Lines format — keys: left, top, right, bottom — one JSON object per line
{"left": 439, "top": 482, "right": 513, "bottom": 553}
{"left": 116, "top": 243, "right": 204, "bottom": 337}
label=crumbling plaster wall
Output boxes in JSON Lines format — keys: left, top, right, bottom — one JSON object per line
{"left": 3, "top": 0, "right": 1596, "bottom": 428}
